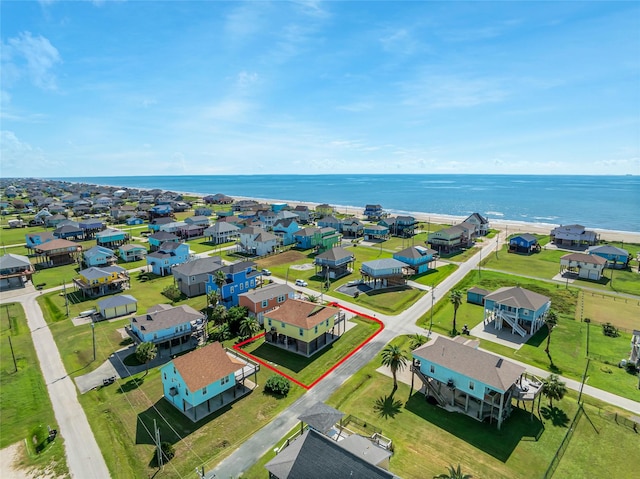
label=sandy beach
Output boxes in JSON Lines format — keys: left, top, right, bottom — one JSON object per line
{"left": 225, "top": 194, "right": 640, "bottom": 245}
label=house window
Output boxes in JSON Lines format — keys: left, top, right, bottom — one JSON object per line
{"left": 191, "top": 276, "right": 195, "bottom": 282}
{"left": 163, "top": 373, "right": 166, "bottom": 380}
{"left": 262, "top": 300, "right": 269, "bottom": 308}
{"left": 240, "top": 283, "right": 243, "bottom": 290}
{"left": 230, "top": 286, "right": 234, "bottom": 294}
{"left": 326, "top": 319, "right": 329, "bottom": 327}
{"left": 469, "top": 381, "right": 475, "bottom": 391}
{"left": 186, "top": 390, "right": 189, "bottom": 396}
{"left": 281, "top": 322, "right": 285, "bottom": 328}
{"left": 430, "top": 365, "right": 435, "bottom": 374}
{"left": 154, "top": 334, "right": 158, "bottom": 340}
{"left": 268, "top": 318, "right": 272, "bottom": 327}
{"left": 299, "top": 328, "right": 304, "bottom": 336}
{"left": 202, "top": 386, "right": 207, "bottom": 395}
{"left": 173, "top": 367, "right": 176, "bottom": 374}
{"left": 245, "top": 281, "right": 249, "bottom": 289}
{"left": 277, "top": 295, "right": 285, "bottom": 303}
{"left": 164, "top": 260, "right": 169, "bottom": 265}
{"left": 250, "top": 280, "right": 254, "bottom": 287}
{"left": 314, "top": 325, "right": 318, "bottom": 334}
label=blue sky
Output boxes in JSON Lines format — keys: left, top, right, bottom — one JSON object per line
{"left": 1, "top": 1, "right": 639, "bottom": 177}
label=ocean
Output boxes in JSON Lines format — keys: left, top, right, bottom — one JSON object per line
{"left": 52, "top": 175, "right": 640, "bottom": 233}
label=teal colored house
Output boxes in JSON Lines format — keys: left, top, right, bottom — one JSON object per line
{"left": 412, "top": 336, "right": 532, "bottom": 429}
{"left": 393, "top": 246, "right": 436, "bottom": 274}
{"left": 149, "top": 204, "right": 173, "bottom": 217}
{"left": 466, "top": 286, "right": 490, "bottom": 306}
{"left": 483, "top": 286, "right": 551, "bottom": 338}
{"left": 25, "top": 231, "right": 55, "bottom": 250}
{"left": 125, "top": 217, "right": 144, "bottom": 226}
{"left": 363, "top": 224, "right": 389, "bottom": 240}
{"left": 146, "top": 242, "right": 191, "bottom": 276}
{"left": 587, "top": 245, "right": 630, "bottom": 268}
{"left": 160, "top": 342, "right": 256, "bottom": 422}
{"left": 96, "top": 228, "right": 129, "bottom": 247}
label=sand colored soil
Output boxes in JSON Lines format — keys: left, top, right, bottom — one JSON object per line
{"left": 0, "top": 443, "right": 58, "bottom": 479}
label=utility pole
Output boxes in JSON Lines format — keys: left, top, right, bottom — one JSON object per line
{"left": 63, "top": 280, "right": 69, "bottom": 318}
{"left": 8, "top": 336, "right": 18, "bottom": 372}
{"left": 584, "top": 318, "right": 591, "bottom": 357}
{"left": 428, "top": 286, "right": 435, "bottom": 337}
{"left": 6, "top": 304, "right": 11, "bottom": 329}
{"left": 92, "top": 322, "right": 96, "bottom": 361}
{"left": 154, "top": 419, "right": 163, "bottom": 470}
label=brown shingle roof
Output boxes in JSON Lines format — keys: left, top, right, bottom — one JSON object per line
{"left": 34, "top": 238, "right": 81, "bottom": 252}
{"left": 561, "top": 252, "right": 607, "bottom": 265}
{"left": 266, "top": 299, "right": 339, "bottom": 330}
{"left": 172, "top": 342, "right": 245, "bottom": 392}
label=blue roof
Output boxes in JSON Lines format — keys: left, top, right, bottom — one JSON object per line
{"left": 98, "top": 294, "right": 137, "bottom": 309}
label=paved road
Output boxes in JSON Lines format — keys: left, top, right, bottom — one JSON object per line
{"left": 7, "top": 292, "right": 111, "bottom": 479}
{"left": 209, "top": 234, "right": 640, "bottom": 478}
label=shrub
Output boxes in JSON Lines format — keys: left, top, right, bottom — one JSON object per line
{"left": 602, "top": 322, "right": 619, "bottom": 337}
{"left": 161, "top": 442, "right": 175, "bottom": 461}
{"left": 162, "top": 285, "right": 181, "bottom": 302}
{"left": 264, "top": 374, "right": 291, "bottom": 396}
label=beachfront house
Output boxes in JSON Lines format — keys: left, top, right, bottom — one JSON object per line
{"left": 146, "top": 242, "right": 191, "bottom": 276}
{"left": 128, "top": 304, "right": 204, "bottom": 352}
{"left": 204, "top": 222, "right": 240, "bottom": 245}
{"left": 411, "top": 336, "right": 537, "bottom": 429}
{"left": 238, "top": 226, "right": 280, "bottom": 256}
{"left": 560, "top": 253, "right": 607, "bottom": 280}
{"left": 172, "top": 256, "right": 224, "bottom": 297}
{"left": 550, "top": 224, "right": 599, "bottom": 247}
{"left": 74, "top": 265, "right": 130, "bottom": 298}
{"left": 463, "top": 213, "right": 490, "bottom": 237}
{"left": 98, "top": 294, "right": 138, "bottom": 320}
{"left": 482, "top": 286, "right": 551, "bottom": 338}
{"left": 118, "top": 243, "right": 147, "bottom": 262}
{"left": 263, "top": 299, "right": 345, "bottom": 357}
{"left": 0, "top": 253, "right": 35, "bottom": 290}
{"left": 360, "top": 258, "right": 407, "bottom": 288}
{"left": 83, "top": 245, "right": 117, "bottom": 267}
{"left": 161, "top": 342, "right": 257, "bottom": 422}
{"left": 363, "top": 204, "right": 385, "bottom": 221}
{"left": 315, "top": 204, "right": 334, "bottom": 217}
{"left": 314, "top": 247, "right": 355, "bottom": 280}
{"left": 393, "top": 245, "right": 437, "bottom": 275}
{"left": 205, "top": 261, "right": 260, "bottom": 307}
{"left": 508, "top": 234, "right": 540, "bottom": 254}
{"left": 292, "top": 205, "right": 313, "bottom": 224}
{"left": 587, "top": 245, "right": 630, "bottom": 268}
{"left": 238, "top": 283, "right": 295, "bottom": 325}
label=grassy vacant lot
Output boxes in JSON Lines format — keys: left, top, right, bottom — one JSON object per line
{"left": 78, "top": 363, "right": 305, "bottom": 478}
{"left": 38, "top": 271, "right": 208, "bottom": 323}
{"left": 417, "top": 270, "right": 640, "bottom": 401}
{"left": 331, "top": 286, "right": 425, "bottom": 315}
{"left": 483, "top": 242, "right": 640, "bottom": 296}
{"left": 580, "top": 290, "right": 640, "bottom": 331}
{"left": 0, "top": 303, "right": 68, "bottom": 476}
{"left": 410, "top": 263, "right": 458, "bottom": 287}
{"left": 242, "top": 336, "right": 640, "bottom": 479}
{"left": 239, "top": 317, "right": 380, "bottom": 386}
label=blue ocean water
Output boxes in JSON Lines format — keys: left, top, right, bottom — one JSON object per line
{"left": 53, "top": 175, "right": 640, "bottom": 233}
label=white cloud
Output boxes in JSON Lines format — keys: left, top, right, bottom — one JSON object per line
{"left": 402, "top": 74, "right": 509, "bottom": 109}
{"left": 2, "top": 31, "right": 62, "bottom": 90}
{"left": 0, "top": 130, "right": 56, "bottom": 173}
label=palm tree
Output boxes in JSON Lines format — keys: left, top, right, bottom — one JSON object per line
{"left": 381, "top": 344, "right": 408, "bottom": 392}
{"left": 305, "top": 293, "right": 319, "bottom": 303}
{"left": 135, "top": 341, "right": 157, "bottom": 376}
{"left": 541, "top": 373, "right": 567, "bottom": 408}
{"left": 449, "top": 289, "right": 463, "bottom": 335}
{"left": 544, "top": 311, "right": 558, "bottom": 355}
{"left": 214, "top": 270, "right": 226, "bottom": 302}
{"left": 410, "top": 333, "right": 427, "bottom": 350}
{"left": 211, "top": 305, "right": 227, "bottom": 327}
{"left": 434, "top": 464, "right": 472, "bottom": 479}
{"left": 239, "top": 316, "right": 260, "bottom": 339}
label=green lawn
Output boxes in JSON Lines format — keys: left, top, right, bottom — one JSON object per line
{"left": 0, "top": 303, "right": 69, "bottom": 476}
{"left": 242, "top": 335, "right": 640, "bottom": 479}
{"left": 332, "top": 287, "right": 425, "bottom": 315}
{"left": 416, "top": 270, "right": 640, "bottom": 400}
{"left": 239, "top": 317, "right": 380, "bottom": 385}
{"left": 410, "top": 263, "right": 458, "bottom": 287}
{"left": 77, "top": 364, "right": 305, "bottom": 478}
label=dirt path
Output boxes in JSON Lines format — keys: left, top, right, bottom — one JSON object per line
{"left": 0, "top": 442, "right": 58, "bottom": 479}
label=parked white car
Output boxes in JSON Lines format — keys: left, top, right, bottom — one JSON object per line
{"left": 295, "top": 279, "right": 308, "bottom": 287}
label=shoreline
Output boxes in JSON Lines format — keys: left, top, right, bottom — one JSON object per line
{"left": 58, "top": 180, "right": 640, "bottom": 244}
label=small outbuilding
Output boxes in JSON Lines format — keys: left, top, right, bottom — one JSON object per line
{"left": 98, "top": 294, "right": 138, "bottom": 320}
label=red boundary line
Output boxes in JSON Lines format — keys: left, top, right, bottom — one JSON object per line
{"left": 232, "top": 303, "right": 384, "bottom": 390}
